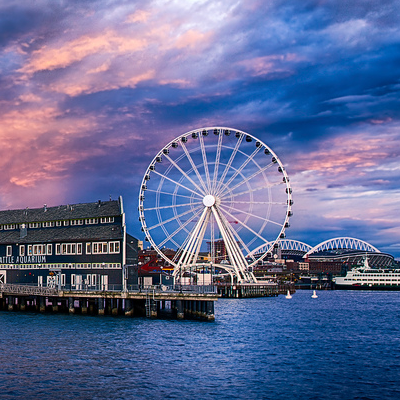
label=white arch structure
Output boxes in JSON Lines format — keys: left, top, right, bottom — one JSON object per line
{"left": 250, "top": 239, "right": 312, "bottom": 255}
{"left": 279, "top": 239, "right": 313, "bottom": 253}
{"left": 303, "top": 237, "right": 380, "bottom": 258}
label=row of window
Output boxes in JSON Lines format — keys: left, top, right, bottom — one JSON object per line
{"left": 345, "top": 278, "right": 400, "bottom": 282}
{"left": 353, "top": 274, "right": 400, "bottom": 277}
{"left": 1, "top": 263, "right": 121, "bottom": 269}
{"left": 9, "top": 241, "right": 121, "bottom": 257}
{"left": 1, "top": 217, "right": 115, "bottom": 231}
{"left": 42, "top": 274, "right": 110, "bottom": 288}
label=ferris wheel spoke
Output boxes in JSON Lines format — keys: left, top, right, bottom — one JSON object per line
{"left": 158, "top": 207, "right": 204, "bottom": 248}
{"left": 145, "top": 188, "right": 195, "bottom": 200}
{"left": 151, "top": 170, "right": 203, "bottom": 198}
{"left": 199, "top": 133, "right": 212, "bottom": 192}
{"left": 144, "top": 201, "right": 202, "bottom": 211}
{"left": 147, "top": 205, "right": 202, "bottom": 231}
{"left": 216, "top": 146, "right": 262, "bottom": 197}
{"left": 226, "top": 216, "right": 253, "bottom": 260}
{"left": 218, "top": 204, "right": 277, "bottom": 243}
{"left": 162, "top": 153, "right": 207, "bottom": 196}
{"left": 220, "top": 181, "right": 282, "bottom": 200}
{"left": 232, "top": 200, "right": 287, "bottom": 205}
{"left": 211, "top": 132, "right": 224, "bottom": 193}
{"left": 223, "top": 162, "right": 275, "bottom": 194}
{"left": 180, "top": 141, "right": 208, "bottom": 193}
{"left": 219, "top": 203, "right": 283, "bottom": 227}
{"left": 220, "top": 210, "right": 258, "bottom": 267}
{"left": 215, "top": 134, "right": 244, "bottom": 194}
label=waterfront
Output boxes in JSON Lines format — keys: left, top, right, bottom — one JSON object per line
{"left": 1, "top": 290, "right": 399, "bottom": 400}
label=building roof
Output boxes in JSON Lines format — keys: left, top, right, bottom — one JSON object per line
{"left": 0, "top": 199, "right": 124, "bottom": 244}
{"left": 0, "top": 224, "right": 123, "bottom": 245}
{"left": 0, "top": 199, "right": 122, "bottom": 224}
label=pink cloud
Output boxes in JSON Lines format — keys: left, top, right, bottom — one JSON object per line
{"left": 19, "top": 30, "right": 147, "bottom": 75}
{"left": 174, "top": 29, "right": 213, "bottom": 49}
{"left": 237, "top": 54, "right": 303, "bottom": 76}
{"left": 292, "top": 132, "right": 396, "bottom": 176}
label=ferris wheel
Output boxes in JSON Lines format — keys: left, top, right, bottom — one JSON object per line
{"left": 138, "top": 127, "right": 293, "bottom": 283}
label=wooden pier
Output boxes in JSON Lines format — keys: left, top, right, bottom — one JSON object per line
{"left": 0, "top": 284, "right": 218, "bottom": 321}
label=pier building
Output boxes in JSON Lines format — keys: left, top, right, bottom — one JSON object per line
{"left": 0, "top": 197, "right": 138, "bottom": 290}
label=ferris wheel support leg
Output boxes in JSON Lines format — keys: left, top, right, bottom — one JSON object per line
{"left": 211, "top": 207, "right": 251, "bottom": 283}
{"left": 173, "top": 207, "right": 209, "bottom": 278}
{"left": 214, "top": 207, "right": 255, "bottom": 282}
{"left": 192, "top": 210, "right": 211, "bottom": 269}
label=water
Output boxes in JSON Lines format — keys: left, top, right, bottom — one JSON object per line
{"left": 1, "top": 290, "right": 399, "bottom": 400}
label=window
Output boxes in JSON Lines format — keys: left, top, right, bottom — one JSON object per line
{"left": 64, "top": 220, "right": 69, "bottom": 226}
{"left": 6, "top": 246, "right": 12, "bottom": 257}
{"left": 56, "top": 244, "right": 61, "bottom": 255}
{"left": 92, "top": 242, "right": 108, "bottom": 254}
{"left": 100, "top": 217, "right": 114, "bottom": 223}
{"left": 4, "top": 224, "right": 16, "bottom": 230}
{"left": 86, "top": 243, "right": 91, "bottom": 254}
{"left": 33, "top": 244, "right": 45, "bottom": 255}
{"left": 85, "top": 218, "right": 98, "bottom": 225}
{"left": 70, "top": 219, "right": 83, "bottom": 226}
{"left": 56, "top": 221, "right": 62, "bottom": 227}
{"left": 109, "top": 241, "right": 120, "bottom": 254}
{"left": 28, "top": 222, "right": 40, "bottom": 228}
{"left": 19, "top": 245, "right": 25, "bottom": 257}
{"left": 47, "top": 244, "right": 52, "bottom": 255}
{"left": 71, "top": 274, "right": 76, "bottom": 286}
{"left": 28, "top": 245, "right": 33, "bottom": 255}
{"left": 59, "top": 243, "right": 82, "bottom": 255}
{"left": 43, "top": 222, "right": 55, "bottom": 228}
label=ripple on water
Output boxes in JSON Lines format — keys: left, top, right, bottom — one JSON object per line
{"left": 1, "top": 291, "right": 400, "bottom": 399}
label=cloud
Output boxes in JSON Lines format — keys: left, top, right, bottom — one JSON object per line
{"left": 0, "top": 0, "right": 400, "bottom": 257}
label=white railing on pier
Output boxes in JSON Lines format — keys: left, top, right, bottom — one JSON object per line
{"left": 0, "top": 283, "right": 58, "bottom": 296}
{"left": 0, "top": 283, "right": 218, "bottom": 296}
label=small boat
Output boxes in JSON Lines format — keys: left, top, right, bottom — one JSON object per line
{"left": 311, "top": 290, "right": 318, "bottom": 298}
{"left": 285, "top": 289, "right": 292, "bottom": 299}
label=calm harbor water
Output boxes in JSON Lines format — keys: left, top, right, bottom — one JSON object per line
{"left": 1, "top": 290, "right": 399, "bottom": 400}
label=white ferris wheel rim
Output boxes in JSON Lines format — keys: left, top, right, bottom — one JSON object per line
{"left": 138, "top": 127, "right": 292, "bottom": 281}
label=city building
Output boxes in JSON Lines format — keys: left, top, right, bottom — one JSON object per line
{"left": 0, "top": 197, "right": 138, "bottom": 290}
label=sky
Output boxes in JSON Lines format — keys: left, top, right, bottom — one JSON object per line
{"left": 0, "top": 0, "right": 400, "bottom": 259}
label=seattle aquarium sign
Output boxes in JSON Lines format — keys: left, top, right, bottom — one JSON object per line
{"left": 1, "top": 255, "right": 47, "bottom": 264}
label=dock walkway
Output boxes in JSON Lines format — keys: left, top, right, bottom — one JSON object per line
{"left": 0, "top": 283, "right": 218, "bottom": 321}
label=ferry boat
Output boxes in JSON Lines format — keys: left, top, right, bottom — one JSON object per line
{"left": 333, "top": 257, "right": 400, "bottom": 290}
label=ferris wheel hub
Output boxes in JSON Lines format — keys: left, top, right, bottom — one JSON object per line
{"left": 203, "top": 194, "right": 216, "bottom": 208}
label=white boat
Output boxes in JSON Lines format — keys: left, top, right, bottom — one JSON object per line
{"left": 333, "top": 257, "right": 400, "bottom": 291}
{"left": 285, "top": 290, "right": 292, "bottom": 299}
{"left": 311, "top": 290, "right": 318, "bottom": 298}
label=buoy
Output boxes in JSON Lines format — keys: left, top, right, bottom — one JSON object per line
{"left": 286, "top": 289, "right": 292, "bottom": 299}
{"left": 311, "top": 290, "right": 318, "bottom": 299}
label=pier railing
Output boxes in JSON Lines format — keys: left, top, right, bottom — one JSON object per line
{"left": 0, "top": 283, "right": 218, "bottom": 296}
{"left": 0, "top": 283, "right": 58, "bottom": 296}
